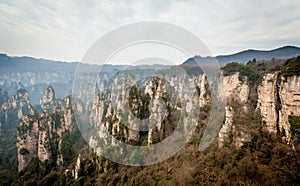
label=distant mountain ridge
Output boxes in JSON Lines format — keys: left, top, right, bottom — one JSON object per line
{"left": 182, "top": 46, "right": 300, "bottom": 66}
{"left": 1, "top": 46, "right": 299, "bottom": 71}
{"left": 0, "top": 54, "right": 129, "bottom": 73}
{"left": 0, "top": 54, "right": 172, "bottom": 73}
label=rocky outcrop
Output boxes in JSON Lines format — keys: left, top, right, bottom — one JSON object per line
{"left": 72, "top": 154, "right": 81, "bottom": 179}
{"left": 0, "top": 88, "right": 34, "bottom": 169}
{"left": 217, "top": 70, "right": 300, "bottom": 147}
{"left": 197, "top": 74, "right": 211, "bottom": 107}
{"left": 0, "top": 89, "right": 9, "bottom": 155}
{"left": 258, "top": 73, "right": 300, "bottom": 142}
{"left": 218, "top": 72, "right": 249, "bottom": 103}
{"left": 144, "top": 77, "right": 169, "bottom": 144}
{"left": 1, "top": 88, "right": 34, "bottom": 119}
{"left": 278, "top": 75, "right": 300, "bottom": 142}
{"left": 257, "top": 73, "right": 279, "bottom": 134}
{"left": 17, "top": 112, "right": 39, "bottom": 172}
{"left": 89, "top": 73, "right": 200, "bottom": 157}
{"left": 0, "top": 89, "right": 9, "bottom": 106}
{"left": 17, "top": 87, "right": 78, "bottom": 172}
{"left": 218, "top": 106, "right": 234, "bottom": 147}
{"left": 217, "top": 73, "right": 251, "bottom": 147}
{"left": 40, "top": 86, "right": 56, "bottom": 110}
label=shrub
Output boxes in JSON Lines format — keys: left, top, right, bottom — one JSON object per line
{"left": 19, "top": 148, "right": 29, "bottom": 155}
{"left": 282, "top": 56, "right": 300, "bottom": 77}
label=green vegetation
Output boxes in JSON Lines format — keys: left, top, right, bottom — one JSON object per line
{"left": 157, "top": 65, "right": 203, "bottom": 77}
{"left": 275, "top": 103, "right": 282, "bottom": 111}
{"left": 61, "top": 131, "right": 74, "bottom": 166}
{"left": 181, "top": 65, "right": 203, "bottom": 76}
{"left": 221, "top": 59, "right": 265, "bottom": 86}
{"left": 17, "top": 115, "right": 36, "bottom": 136}
{"left": 129, "top": 149, "right": 142, "bottom": 165}
{"left": 52, "top": 111, "right": 63, "bottom": 129}
{"left": 288, "top": 115, "right": 300, "bottom": 145}
{"left": 281, "top": 55, "right": 300, "bottom": 77}
{"left": 19, "top": 148, "right": 29, "bottom": 155}
{"left": 268, "top": 55, "right": 300, "bottom": 77}
{"left": 129, "top": 85, "right": 150, "bottom": 120}
{"left": 289, "top": 115, "right": 300, "bottom": 134}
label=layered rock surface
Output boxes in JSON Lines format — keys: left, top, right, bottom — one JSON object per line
{"left": 217, "top": 72, "right": 251, "bottom": 147}
{"left": 258, "top": 73, "right": 300, "bottom": 142}
{"left": 17, "top": 86, "right": 78, "bottom": 172}
{"left": 0, "top": 88, "right": 34, "bottom": 165}
{"left": 257, "top": 73, "right": 279, "bottom": 133}
{"left": 89, "top": 73, "right": 206, "bottom": 158}
{"left": 218, "top": 72, "right": 249, "bottom": 103}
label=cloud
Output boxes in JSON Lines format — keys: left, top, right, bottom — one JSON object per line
{"left": 0, "top": 0, "right": 299, "bottom": 63}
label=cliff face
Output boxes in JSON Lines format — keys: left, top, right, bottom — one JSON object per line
{"left": 0, "top": 88, "right": 34, "bottom": 166}
{"left": 258, "top": 73, "right": 300, "bottom": 142}
{"left": 257, "top": 73, "right": 279, "bottom": 134}
{"left": 0, "top": 89, "right": 9, "bottom": 156}
{"left": 89, "top": 73, "right": 205, "bottom": 156}
{"left": 218, "top": 72, "right": 249, "bottom": 103}
{"left": 217, "top": 72, "right": 251, "bottom": 147}
{"left": 218, "top": 106, "right": 234, "bottom": 147}
{"left": 17, "top": 86, "right": 78, "bottom": 172}
{"left": 218, "top": 70, "right": 300, "bottom": 147}
{"left": 278, "top": 76, "right": 300, "bottom": 142}
{"left": 197, "top": 74, "right": 211, "bottom": 107}
{"left": 17, "top": 112, "right": 39, "bottom": 173}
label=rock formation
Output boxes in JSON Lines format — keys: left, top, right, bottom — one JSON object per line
{"left": 0, "top": 88, "right": 34, "bottom": 166}
{"left": 17, "top": 112, "right": 39, "bottom": 172}
{"left": 197, "top": 74, "right": 211, "bottom": 107}
{"left": 257, "top": 73, "right": 279, "bottom": 134}
{"left": 40, "top": 86, "right": 57, "bottom": 111}
{"left": 9, "top": 61, "right": 300, "bottom": 174}
{"left": 17, "top": 87, "right": 78, "bottom": 172}
{"left": 1, "top": 88, "right": 33, "bottom": 120}
{"left": 72, "top": 154, "right": 81, "bottom": 179}
{"left": 218, "top": 106, "right": 234, "bottom": 147}
{"left": 258, "top": 73, "right": 300, "bottom": 143}
{"left": 217, "top": 72, "right": 251, "bottom": 147}
{"left": 218, "top": 72, "right": 249, "bottom": 103}
{"left": 278, "top": 75, "right": 300, "bottom": 142}
{"left": 89, "top": 73, "right": 202, "bottom": 157}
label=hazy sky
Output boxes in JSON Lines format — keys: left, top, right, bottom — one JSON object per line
{"left": 1, "top": 0, "right": 300, "bottom": 64}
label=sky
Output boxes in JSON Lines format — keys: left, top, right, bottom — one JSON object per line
{"left": 0, "top": 0, "right": 300, "bottom": 64}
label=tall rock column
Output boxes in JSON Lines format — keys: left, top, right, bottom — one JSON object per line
{"left": 40, "top": 86, "right": 56, "bottom": 110}
{"left": 17, "top": 113, "right": 39, "bottom": 172}
{"left": 217, "top": 72, "right": 250, "bottom": 147}
{"left": 278, "top": 75, "right": 300, "bottom": 142}
{"left": 257, "top": 73, "right": 279, "bottom": 133}
{"left": 197, "top": 74, "right": 211, "bottom": 107}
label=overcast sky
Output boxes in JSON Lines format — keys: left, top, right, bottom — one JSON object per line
{"left": 0, "top": 0, "right": 300, "bottom": 64}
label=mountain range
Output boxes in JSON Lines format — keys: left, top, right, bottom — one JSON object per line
{"left": 182, "top": 46, "right": 300, "bottom": 65}
{"left": 1, "top": 46, "right": 300, "bottom": 73}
